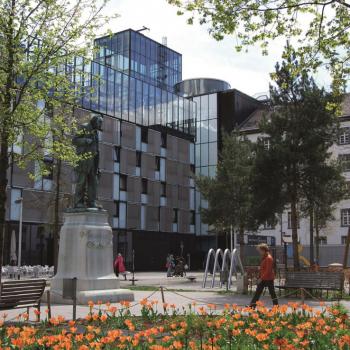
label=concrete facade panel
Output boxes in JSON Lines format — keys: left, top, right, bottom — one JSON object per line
{"left": 121, "top": 122, "right": 136, "bottom": 149}
{"left": 127, "top": 176, "right": 141, "bottom": 203}
{"left": 127, "top": 203, "right": 141, "bottom": 230}
{"left": 148, "top": 129, "right": 161, "bottom": 155}
{"left": 98, "top": 172, "right": 113, "bottom": 200}
{"left": 146, "top": 206, "right": 159, "bottom": 231}
{"left": 141, "top": 153, "right": 155, "bottom": 180}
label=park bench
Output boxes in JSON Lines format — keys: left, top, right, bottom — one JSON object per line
{"left": 0, "top": 279, "right": 46, "bottom": 318}
{"left": 277, "top": 271, "right": 344, "bottom": 299}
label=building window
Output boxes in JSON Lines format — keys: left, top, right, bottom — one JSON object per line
{"left": 317, "top": 236, "right": 327, "bottom": 245}
{"left": 120, "top": 174, "right": 127, "bottom": 191}
{"left": 141, "top": 126, "right": 148, "bottom": 143}
{"left": 339, "top": 128, "right": 350, "bottom": 145}
{"left": 341, "top": 235, "right": 349, "bottom": 244}
{"left": 288, "top": 212, "right": 300, "bottom": 229}
{"left": 161, "top": 182, "right": 166, "bottom": 197}
{"left": 345, "top": 182, "right": 350, "bottom": 198}
{"left": 114, "top": 146, "right": 121, "bottom": 162}
{"left": 173, "top": 208, "right": 178, "bottom": 223}
{"left": 155, "top": 156, "right": 161, "bottom": 171}
{"left": 136, "top": 151, "right": 142, "bottom": 167}
{"left": 339, "top": 154, "right": 350, "bottom": 171}
{"left": 341, "top": 209, "right": 350, "bottom": 226}
{"left": 161, "top": 132, "right": 167, "bottom": 148}
{"left": 263, "top": 138, "right": 271, "bottom": 150}
{"left": 114, "top": 201, "right": 119, "bottom": 217}
{"left": 42, "top": 156, "right": 54, "bottom": 180}
{"left": 190, "top": 210, "right": 195, "bottom": 225}
{"left": 142, "top": 178, "right": 148, "bottom": 194}
{"left": 105, "top": 54, "right": 112, "bottom": 67}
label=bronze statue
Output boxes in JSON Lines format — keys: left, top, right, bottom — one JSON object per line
{"left": 73, "top": 113, "right": 103, "bottom": 208}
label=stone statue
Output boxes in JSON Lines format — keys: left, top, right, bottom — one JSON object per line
{"left": 73, "top": 113, "right": 103, "bottom": 208}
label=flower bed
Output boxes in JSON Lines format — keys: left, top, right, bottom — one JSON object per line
{"left": 0, "top": 300, "right": 350, "bottom": 349}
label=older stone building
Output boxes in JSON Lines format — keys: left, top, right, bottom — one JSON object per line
{"left": 240, "top": 94, "right": 350, "bottom": 248}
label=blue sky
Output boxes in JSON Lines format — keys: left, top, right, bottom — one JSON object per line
{"left": 103, "top": 0, "right": 330, "bottom": 96}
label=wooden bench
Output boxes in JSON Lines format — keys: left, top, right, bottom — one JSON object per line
{"left": 0, "top": 279, "right": 46, "bottom": 319}
{"left": 277, "top": 271, "right": 344, "bottom": 298}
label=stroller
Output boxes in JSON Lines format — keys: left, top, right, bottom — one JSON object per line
{"left": 173, "top": 257, "right": 186, "bottom": 277}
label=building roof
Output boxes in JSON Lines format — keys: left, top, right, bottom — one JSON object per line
{"left": 240, "top": 93, "right": 350, "bottom": 133}
{"left": 239, "top": 108, "right": 271, "bottom": 133}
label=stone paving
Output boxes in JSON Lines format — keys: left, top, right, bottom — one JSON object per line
{"left": 2, "top": 271, "right": 349, "bottom": 322}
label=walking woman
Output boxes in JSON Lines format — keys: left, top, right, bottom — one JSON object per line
{"left": 114, "top": 253, "right": 127, "bottom": 280}
{"left": 249, "top": 243, "right": 279, "bottom": 308}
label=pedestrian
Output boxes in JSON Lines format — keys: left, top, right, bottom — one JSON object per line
{"left": 166, "top": 254, "right": 175, "bottom": 277}
{"left": 114, "top": 253, "right": 127, "bottom": 280}
{"left": 249, "top": 243, "right": 278, "bottom": 308}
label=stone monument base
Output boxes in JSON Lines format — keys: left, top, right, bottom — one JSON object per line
{"left": 47, "top": 287, "right": 134, "bottom": 305}
{"left": 49, "top": 209, "right": 134, "bottom": 305}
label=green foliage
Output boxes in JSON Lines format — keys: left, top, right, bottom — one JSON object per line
{"left": 168, "top": 0, "right": 350, "bottom": 87}
{"left": 253, "top": 45, "right": 344, "bottom": 267}
{"left": 0, "top": 0, "right": 115, "bottom": 276}
{"left": 0, "top": 0, "right": 115, "bottom": 171}
{"left": 196, "top": 131, "right": 258, "bottom": 233}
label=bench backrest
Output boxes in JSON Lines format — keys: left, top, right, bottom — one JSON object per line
{"left": 0, "top": 279, "right": 46, "bottom": 308}
{"left": 285, "top": 271, "right": 343, "bottom": 290}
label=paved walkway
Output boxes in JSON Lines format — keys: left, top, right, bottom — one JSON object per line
{"left": 119, "top": 271, "right": 211, "bottom": 290}
{"left": 2, "top": 272, "right": 349, "bottom": 322}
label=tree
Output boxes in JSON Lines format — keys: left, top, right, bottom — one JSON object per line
{"left": 196, "top": 132, "right": 258, "bottom": 264}
{"left": 301, "top": 162, "right": 345, "bottom": 265}
{"left": 254, "top": 47, "right": 343, "bottom": 269}
{"left": 168, "top": 0, "right": 350, "bottom": 86}
{"left": 312, "top": 168, "right": 345, "bottom": 264}
{"left": 0, "top": 0, "right": 113, "bottom": 284}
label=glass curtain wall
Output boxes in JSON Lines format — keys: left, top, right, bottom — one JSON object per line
{"left": 95, "top": 30, "right": 182, "bottom": 93}
{"left": 75, "top": 58, "right": 195, "bottom": 136}
{"left": 193, "top": 93, "right": 218, "bottom": 235}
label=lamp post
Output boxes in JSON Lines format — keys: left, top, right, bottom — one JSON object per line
{"left": 130, "top": 249, "right": 136, "bottom": 286}
{"left": 15, "top": 197, "right": 23, "bottom": 280}
{"left": 180, "top": 241, "right": 184, "bottom": 257}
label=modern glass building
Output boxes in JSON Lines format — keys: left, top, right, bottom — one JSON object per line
{"left": 94, "top": 29, "right": 182, "bottom": 93}
{"left": 4, "top": 29, "right": 198, "bottom": 270}
{"left": 175, "top": 78, "right": 261, "bottom": 252}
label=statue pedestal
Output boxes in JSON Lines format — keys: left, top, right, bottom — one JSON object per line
{"left": 50, "top": 210, "right": 134, "bottom": 304}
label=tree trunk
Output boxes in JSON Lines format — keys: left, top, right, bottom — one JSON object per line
{"left": 0, "top": 0, "right": 16, "bottom": 290}
{"left": 0, "top": 139, "right": 10, "bottom": 290}
{"left": 309, "top": 208, "right": 314, "bottom": 266}
{"left": 290, "top": 198, "right": 300, "bottom": 270}
{"left": 53, "top": 158, "right": 62, "bottom": 274}
{"left": 238, "top": 226, "right": 245, "bottom": 267}
{"left": 315, "top": 219, "right": 320, "bottom": 265}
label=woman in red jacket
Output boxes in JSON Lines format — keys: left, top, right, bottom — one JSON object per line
{"left": 114, "top": 253, "right": 127, "bottom": 280}
{"left": 249, "top": 243, "right": 278, "bottom": 308}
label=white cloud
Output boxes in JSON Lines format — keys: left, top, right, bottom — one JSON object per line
{"left": 102, "top": 0, "right": 328, "bottom": 96}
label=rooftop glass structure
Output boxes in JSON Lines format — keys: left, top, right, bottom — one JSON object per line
{"left": 70, "top": 30, "right": 194, "bottom": 136}
{"left": 94, "top": 29, "right": 182, "bottom": 93}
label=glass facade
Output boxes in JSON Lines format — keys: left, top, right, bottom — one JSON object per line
{"left": 193, "top": 93, "right": 218, "bottom": 236}
{"left": 95, "top": 30, "right": 182, "bottom": 93}
{"left": 72, "top": 57, "right": 195, "bottom": 136}
{"left": 193, "top": 93, "right": 218, "bottom": 177}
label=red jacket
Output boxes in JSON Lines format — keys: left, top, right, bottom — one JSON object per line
{"left": 114, "top": 256, "right": 126, "bottom": 273}
{"left": 259, "top": 254, "right": 275, "bottom": 281}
